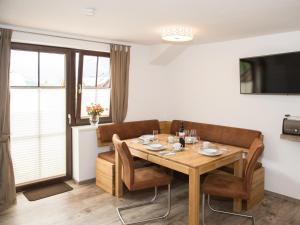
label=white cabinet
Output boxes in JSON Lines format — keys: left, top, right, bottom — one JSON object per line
{"left": 72, "top": 125, "right": 110, "bottom": 183}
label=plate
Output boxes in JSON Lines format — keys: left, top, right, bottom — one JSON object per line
{"left": 172, "top": 147, "right": 183, "bottom": 152}
{"left": 185, "top": 137, "right": 198, "bottom": 144}
{"left": 147, "top": 144, "right": 166, "bottom": 151}
{"left": 199, "top": 148, "right": 223, "bottom": 156}
{"left": 137, "top": 139, "right": 151, "bottom": 145}
{"left": 148, "top": 143, "right": 163, "bottom": 149}
{"left": 139, "top": 135, "right": 154, "bottom": 141}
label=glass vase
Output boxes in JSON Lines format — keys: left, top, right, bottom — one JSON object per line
{"left": 89, "top": 114, "right": 100, "bottom": 126}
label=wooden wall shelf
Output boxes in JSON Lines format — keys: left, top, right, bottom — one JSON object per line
{"left": 280, "top": 134, "right": 300, "bottom": 142}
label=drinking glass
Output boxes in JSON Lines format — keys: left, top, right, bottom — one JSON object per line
{"left": 191, "top": 129, "right": 197, "bottom": 137}
{"left": 184, "top": 129, "right": 190, "bottom": 137}
{"left": 192, "top": 136, "right": 201, "bottom": 149}
{"left": 190, "top": 129, "right": 196, "bottom": 137}
{"left": 175, "top": 132, "right": 180, "bottom": 143}
{"left": 153, "top": 130, "right": 159, "bottom": 142}
{"left": 190, "top": 129, "right": 197, "bottom": 143}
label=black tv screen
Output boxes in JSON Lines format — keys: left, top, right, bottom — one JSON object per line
{"left": 240, "top": 51, "right": 300, "bottom": 94}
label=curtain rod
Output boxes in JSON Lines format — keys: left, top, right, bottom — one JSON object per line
{"left": 0, "top": 24, "right": 131, "bottom": 47}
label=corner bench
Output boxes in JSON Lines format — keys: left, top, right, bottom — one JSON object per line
{"left": 95, "top": 119, "right": 265, "bottom": 209}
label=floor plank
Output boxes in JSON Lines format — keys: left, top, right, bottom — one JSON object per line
{"left": 0, "top": 179, "right": 299, "bottom": 225}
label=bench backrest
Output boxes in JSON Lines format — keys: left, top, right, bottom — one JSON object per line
{"left": 97, "top": 119, "right": 160, "bottom": 146}
{"left": 170, "top": 120, "right": 261, "bottom": 148}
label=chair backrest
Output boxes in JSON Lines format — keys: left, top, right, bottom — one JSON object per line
{"left": 112, "top": 134, "right": 134, "bottom": 190}
{"left": 243, "top": 137, "right": 264, "bottom": 194}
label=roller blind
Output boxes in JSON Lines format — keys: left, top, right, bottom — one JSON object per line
{"left": 10, "top": 49, "right": 66, "bottom": 185}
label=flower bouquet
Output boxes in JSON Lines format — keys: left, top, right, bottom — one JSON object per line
{"left": 86, "top": 104, "right": 104, "bottom": 125}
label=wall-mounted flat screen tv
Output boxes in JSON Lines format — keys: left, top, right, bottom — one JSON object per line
{"left": 240, "top": 51, "right": 300, "bottom": 94}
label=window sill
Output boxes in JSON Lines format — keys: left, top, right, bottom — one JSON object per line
{"left": 72, "top": 122, "right": 113, "bottom": 131}
{"left": 75, "top": 117, "right": 112, "bottom": 126}
{"left": 72, "top": 124, "right": 100, "bottom": 131}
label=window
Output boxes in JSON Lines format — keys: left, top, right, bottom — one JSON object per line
{"left": 9, "top": 43, "right": 111, "bottom": 190}
{"left": 10, "top": 46, "right": 67, "bottom": 186}
{"left": 76, "top": 51, "right": 111, "bottom": 124}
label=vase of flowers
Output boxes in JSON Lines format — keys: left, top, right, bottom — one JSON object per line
{"left": 86, "top": 104, "right": 104, "bottom": 126}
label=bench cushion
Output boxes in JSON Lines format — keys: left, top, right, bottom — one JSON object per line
{"left": 97, "top": 151, "right": 153, "bottom": 168}
{"left": 97, "top": 120, "right": 160, "bottom": 144}
{"left": 170, "top": 120, "right": 261, "bottom": 148}
{"left": 98, "top": 151, "right": 115, "bottom": 164}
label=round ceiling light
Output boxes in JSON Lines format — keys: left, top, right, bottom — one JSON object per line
{"left": 83, "top": 8, "right": 96, "bottom": 16}
{"left": 161, "top": 26, "right": 194, "bottom": 42}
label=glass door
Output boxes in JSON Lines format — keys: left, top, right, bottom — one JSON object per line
{"left": 9, "top": 44, "right": 71, "bottom": 188}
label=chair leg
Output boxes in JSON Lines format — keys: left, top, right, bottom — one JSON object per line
{"left": 202, "top": 193, "right": 255, "bottom": 225}
{"left": 202, "top": 193, "right": 206, "bottom": 225}
{"left": 150, "top": 186, "right": 158, "bottom": 203}
{"left": 116, "top": 184, "right": 171, "bottom": 225}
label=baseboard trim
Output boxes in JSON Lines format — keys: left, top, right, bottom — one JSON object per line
{"left": 73, "top": 178, "right": 96, "bottom": 185}
{"left": 265, "top": 190, "right": 300, "bottom": 203}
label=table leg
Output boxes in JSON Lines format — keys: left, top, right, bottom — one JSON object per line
{"left": 115, "top": 151, "right": 123, "bottom": 197}
{"left": 189, "top": 168, "right": 200, "bottom": 225}
{"left": 233, "top": 158, "right": 243, "bottom": 212}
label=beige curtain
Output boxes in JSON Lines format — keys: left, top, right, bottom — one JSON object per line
{"left": 110, "top": 44, "right": 130, "bottom": 123}
{"left": 0, "top": 29, "right": 16, "bottom": 212}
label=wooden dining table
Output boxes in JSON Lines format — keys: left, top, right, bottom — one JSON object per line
{"left": 115, "top": 134, "right": 245, "bottom": 225}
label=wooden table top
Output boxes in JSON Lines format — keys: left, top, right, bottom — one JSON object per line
{"left": 124, "top": 134, "right": 245, "bottom": 169}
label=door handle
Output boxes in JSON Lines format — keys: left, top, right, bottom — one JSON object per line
{"left": 68, "top": 114, "right": 72, "bottom": 125}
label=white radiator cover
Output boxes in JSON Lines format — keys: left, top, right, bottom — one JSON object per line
{"left": 72, "top": 125, "right": 110, "bottom": 183}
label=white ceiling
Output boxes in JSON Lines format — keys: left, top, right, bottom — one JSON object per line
{"left": 1, "top": 0, "right": 300, "bottom": 45}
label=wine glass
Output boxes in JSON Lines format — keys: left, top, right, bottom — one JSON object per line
{"left": 184, "top": 129, "right": 190, "bottom": 137}
{"left": 190, "top": 129, "right": 197, "bottom": 143}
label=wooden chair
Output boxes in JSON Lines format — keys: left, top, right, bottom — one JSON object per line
{"left": 202, "top": 138, "right": 264, "bottom": 225}
{"left": 112, "top": 134, "right": 172, "bottom": 225}
{"left": 96, "top": 120, "right": 159, "bottom": 195}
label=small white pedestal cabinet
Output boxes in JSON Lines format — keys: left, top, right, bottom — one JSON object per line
{"left": 72, "top": 125, "right": 110, "bottom": 183}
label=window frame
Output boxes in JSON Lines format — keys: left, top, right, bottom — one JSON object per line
{"left": 75, "top": 50, "right": 112, "bottom": 125}
{"left": 11, "top": 43, "right": 112, "bottom": 126}
{"left": 10, "top": 43, "right": 68, "bottom": 89}
{"left": 9, "top": 43, "right": 112, "bottom": 191}
{"left": 10, "top": 42, "right": 74, "bottom": 191}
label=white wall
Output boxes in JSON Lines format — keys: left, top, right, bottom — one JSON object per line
{"left": 12, "top": 31, "right": 168, "bottom": 122}
{"left": 164, "top": 31, "right": 300, "bottom": 200}
{"left": 126, "top": 45, "right": 169, "bottom": 121}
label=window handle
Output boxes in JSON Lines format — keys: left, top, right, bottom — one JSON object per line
{"left": 78, "top": 84, "right": 82, "bottom": 94}
{"left": 68, "top": 114, "right": 72, "bottom": 125}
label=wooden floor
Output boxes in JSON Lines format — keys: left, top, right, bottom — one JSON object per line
{"left": 0, "top": 179, "right": 299, "bottom": 225}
